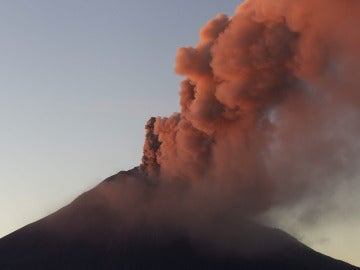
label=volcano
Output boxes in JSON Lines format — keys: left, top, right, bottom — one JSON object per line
{"left": 0, "top": 169, "right": 358, "bottom": 270}
{"left": 2, "top": 0, "right": 360, "bottom": 268}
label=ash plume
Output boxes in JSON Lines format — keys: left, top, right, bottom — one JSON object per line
{"left": 141, "top": 0, "right": 360, "bottom": 220}
{"left": 66, "top": 0, "right": 360, "bottom": 256}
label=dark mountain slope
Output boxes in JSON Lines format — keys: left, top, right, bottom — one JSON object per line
{"left": 0, "top": 170, "right": 358, "bottom": 270}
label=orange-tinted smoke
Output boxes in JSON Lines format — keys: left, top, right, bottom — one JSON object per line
{"left": 141, "top": 0, "right": 360, "bottom": 217}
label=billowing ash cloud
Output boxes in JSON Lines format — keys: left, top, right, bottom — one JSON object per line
{"left": 141, "top": 0, "right": 360, "bottom": 219}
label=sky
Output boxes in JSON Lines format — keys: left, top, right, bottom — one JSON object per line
{"left": 0, "top": 0, "right": 358, "bottom": 266}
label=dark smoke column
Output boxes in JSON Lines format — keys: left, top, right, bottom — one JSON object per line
{"left": 141, "top": 117, "right": 161, "bottom": 176}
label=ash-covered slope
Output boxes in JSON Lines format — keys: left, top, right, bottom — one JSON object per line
{"left": 0, "top": 170, "right": 357, "bottom": 270}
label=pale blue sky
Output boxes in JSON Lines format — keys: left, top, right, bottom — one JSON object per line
{"left": 0, "top": 0, "right": 358, "bottom": 266}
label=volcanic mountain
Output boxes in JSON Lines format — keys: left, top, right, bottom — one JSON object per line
{"left": 2, "top": 0, "right": 360, "bottom": 268}
{"left": 0, "top": 169, "right": 358, "bottom": 270}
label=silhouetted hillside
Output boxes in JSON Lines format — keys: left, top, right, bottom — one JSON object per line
{"left": 0, "top": 170, "right": 358, "bottom": 270}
